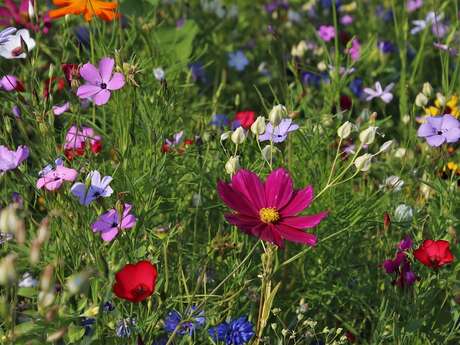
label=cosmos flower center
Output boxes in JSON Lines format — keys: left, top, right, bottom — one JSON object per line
{"left": 259, "top": 207, "right": 280, "bottom": 224}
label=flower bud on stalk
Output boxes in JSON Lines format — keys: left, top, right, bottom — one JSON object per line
{"left": 251, "top": 116, "right": 266, "bottom": 135}
{"left": 225, "top": 156, "right": 240, "bottom": 175}
{"left": 337, "top": 121, "right": 353, "bottom": 139}
{"left": 359, "top": 127, "right": 378, "bottom": 145}
{"left": 0, "top": 253, "right": 17, "bottom": 286}
{"left": 422, "top": 82, "right": 432, "bottom": 96}
{"left": 354, "top": 153, "right": 373, "bottom": 172}
{"left": 268, "top": 105, "right": 287, "bottom": 126}
{"left": 231, "top": 127, "right": 246, "bottom": 145}
{"left": 415, "top": 93, "right": 428, "bottom": 107}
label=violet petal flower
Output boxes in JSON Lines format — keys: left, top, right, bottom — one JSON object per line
{"left": 52, "top": 101, "right": 70, "bottom": 116}
{"left": 363, "top": 82, "right": 394, "bottom": 103}
{"left": 92, "top": 204, "right": 136, "bottom": 241}
{"left": 71, "top": 170, "right": 113, "bottom": 206}
{"left": 76, "top": 57, "right": 125, "bottom": 106}
{"left": 37, "top": 161, "right": 78, "bottom": 191}
{"left": 0, "top": 145, "right": 29, "bottom": 172}
{"left": 417, "top": 114, "right": 460, "bottom": 147}
{"left": 258, "top": 119, "right": 299, "bottom": 143}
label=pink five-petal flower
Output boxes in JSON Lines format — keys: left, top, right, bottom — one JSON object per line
{"left": 91, "top": 203, "right": 137, "bottom": 241}
{"left": 37, "top": 165, "right": 78, "bottom": 191}
{"left": 217, "top": 168, "right": 327, "bottom": 248}
{"left": 0, "top": 145, "right": 29, "bottom": 172}
{"left": 76, "top": 57, "right": 125, "bottom": 106}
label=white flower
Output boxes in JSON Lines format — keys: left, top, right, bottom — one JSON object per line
{"left": 251, "top": 116, "right": 266, "bottom": 135}
{"left": 394, "top": 147, "right": 407, "bottom": 158}
{"left": 268, "top": 104, "right": 287, "bottom": 126}
{"left": 359, "top": 126, "right": 378, "bottom": 145}
{"left": 153, "top": 67, "right": 165, "bottom": 81}
{"left": 380, "top": 176, "right": 404, "bottom": 192}
{"left": 231, "top": 127, "right": 246, "bottom": 144}
{"left": 0, "top": 27, "right": 16, "bottom": 46}
{"left": 0, "top": 29, "right": 35, "bottom": 59}
{"left": 225, "top": 156, "right": 240, "bottom": 175}
{"left": 415, "top": 93, "right": 428, "bottom": 107}
{"left": 378, "top": 140, "right": 393, "bottom": 154}
{"left": 19, "top": 272, "right": 38, "bottom": 288}
{"left": 354, "top": 153, "right": 372, "bottom": 171}
{"left": 337, "top": 121, "right": 353, "bottom": 139}
{"left": 394, "top": 204, "right": 414, "bottom": 222}
{"left": 422, "top": 82, "right": 432, "bottom": 96}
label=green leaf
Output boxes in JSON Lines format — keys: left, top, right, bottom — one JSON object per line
{"left": 17, "top": 287, "right": 37, "bottom": 298}
{"left": 66, "top": 323, "right": 85, "bottom": 343}
{"left": 120, "top": 0, "right": 157, "bottom": 16}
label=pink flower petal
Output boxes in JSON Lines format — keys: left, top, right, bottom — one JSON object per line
{"left": 77, "top": 84, "right": 101, "bottom": 99}
{"left": 275, "top": 223, "right": 317, "bottom": 246}
{"left": 101, "top": 228, "right": 119, "bottom": 241}
{"left": 265, "top": 168, "right": 293, "bottom": 209}
{"left": 251, "top": 223, "right": 283, "bottom": 247}
{"left": 108, "top": 72, "right": 125, "bottom": 90}
{"left": 80, "top": 62, "right": 102, "bottom": 84}
{"left": 121, "top": 214, "right": 136, "bottom": 229}
{"left": 231, "top": 169, "right": 266, "bottom": 209}
{"left": 93, "top": 89, "right": 111, "bottom": 105}
{"left": 55, "top": 166, "right": 78, "bottom": 181}
{"left": 225, "top": 213, "right": 259, "bottom": 233}
{"left": 98, "top": 57, "right": 115, "bottom": 84}
{"left": 217, "top": 181, "right": 258, "bottom": 215}
{"left": 52, "top": 101, "right": 70, "bottom": 116}
{"left": 281, "top": 211, "right": 327, "bottom": 229}
{"left": 280, "top": 186, "right": 313, "bottom": 216}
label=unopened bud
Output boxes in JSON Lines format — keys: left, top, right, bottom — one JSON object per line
{"left": 231, "top": 127, "right": 246, "bottom": 145}
{"left": 36, "top": 217, "right": 50, "bottom": 244}
{"left": 225, "top": 156, "right": 240, "bottom": 175}
{"left": 354, "top": 153, "right": 372, "bottom": 172}
{"left": 66, "top": 269, "right": 92, "bottom": 295}
{"left": 40, "top": 265, "right": 54, "bottom": 292}
{"left": 261, "top": 145, "right": 280, "bottom": 161}
{"left": 436, "top": 92, "right": 446, "bottom": 106}
{"left": 0, "top": 253, "right": 17, "bottom": 285}
{"left": 422, "top": 82, "right": 432, "bottom": 96}
{"left": 378, "top": 140, "right": 393, "bottom": 154}
{"left": 383, "top": 212, "right": 391, "bottom": 231}
{"left": 359, "top": 126, "right": 378, "bottom": 145}
{"left": 30, "top": 239, "right": 41, "bottom": 264}
{"left": 415, "top": 93, "right": 428, "bottom": 107}
{"left": 251, "top": 116, "right": 266, "bottom": 135}
{"left": 337, "top": 121, "right": 353, "bottom": 139}
{"left": 268, "top": 105, "right": 287, "bottom": 126}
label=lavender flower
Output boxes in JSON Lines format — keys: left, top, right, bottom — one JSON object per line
{"left": 258, "top": 119, "right": 299, "bottom": 143}
{"left": 363, "top": 82, "right": 394, "bottom": 103}
{"left": 417, "top": 115, "right": 460, "bottom": 147}
{"left": 228, "top": 50, "right": 249, "bottom": 71}
{"left": 164, "top": 307, "right": 205, "bottom": 336}
{"left": 91, "top": 204, "right": 137, "bottom": 241}
{"left": 71, "top": 171, "right": 114, "bottom": 206}
{"left": 0, "top": 145, "right": 29, "bottom": 173}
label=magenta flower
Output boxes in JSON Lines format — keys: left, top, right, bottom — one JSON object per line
{"left": 347, "top": 38, "right": 361, "bottom": 61}
{"left": 340, "top": 15, "right": 353, "bottom": 25}
{"left": 0, "top": 0, "right": 51, "bottom": 34}
{"left": 76, "top": 57, "right": 125, "bottom": 106}
{"left": 317, "top": 25, "right": 335, "bottom": 42}
{"left": 406, "top": 0, "right": 423, "bottom": 12}
{"left": 91, "top": 204, "right": 137, "bottom": 241}
{"left": 382, "top": 236, "right": 417, "bottom": 288}
{"left": 217, "top": 168, "right": 327, "bottom": 248}
{"left": 0, "top": 75, "right": 22, "bottom": 91}
{"left": 0, "top": 145, "right": 28, "bottom": 172}
{"left": 36, "top": 158, "right": 78, "bottom": 191}
{"left": 417, "top": 115, "right": 460, "bottom": 147}
{"left": 52, "top": 101, "right": 70, "bottom": 116}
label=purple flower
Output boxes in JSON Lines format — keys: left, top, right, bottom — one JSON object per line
{"left": 433, "top": 43, "right": 458, "bottom": 56}
{"left": 228, "top": 50, "right": 249, "bottom": 72}
{"left": 71, "top": 170, "right": 113, "bottom": 206}
{"left": 340, "top": 15, "right": 353, "bottom": 25}
{"left": 349, "top": 78, "right": 363, "bottom": 97}
{"left": 0, "top": 75, "right": 22, "bottom": 92}
{"left": 0, "top": 145, "right": 29, "bottom": 172}
{"left": 164, "top": 307, "right": 205, "bottom": 336}
{"left": 317, "top": 25, "right": 335, "bottom": 42}
{"left": 417, "top": 115, "right": 460, "bottom": 147}
{"left": 258, "top": 119, "right": 299, "bottom": 143}
{"left": 36, "top": 158, "right": 78, "bottom": 191}
{"left": 210, "top": 114, "right": 229, "bottom": 128}
{"left": 165, "top": 130, "right": 184, "bottom": 147}
{"left": 398, "top": 236, "right": 413, "bottom": 251}
{"left": 189, "top": 62, "right": 207, "bottom": 83}
{"left": 209, "top": 316, "right": 254, "bottom": 345}
{"left": 378, "top": 41, "right": 396, "bottom": 54}
{"left": 52, "top": 102, "right": 70, "bottom": 116}
{"left": 363, "top": 82, "right": 394, "bottom": 103}
{"left": 92, "top": 203, "right": 136, "bottom": 241}
{"left": 347, "top": 38, "right": 361, "bottom": 61}
{"left": 12, "top": 105, "right": 21, "bottom": 118}
{"left": 382, "top": 239, "right": 417, "bottom": 288}
{"left": 406, "top": 0, "right": 423, "bottom": 12}
{"left": 76, "top": 57, "right": 125, "bottom": 106}
{"left": 431, "top": 21, "right": 448, "bottom": 38}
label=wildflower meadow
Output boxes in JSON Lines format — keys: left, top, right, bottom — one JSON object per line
{"left": 1, "top": 0, "right": 460, "bottom": 344}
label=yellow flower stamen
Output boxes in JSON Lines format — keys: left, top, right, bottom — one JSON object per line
{"left": 259, "top": 207, "right": 280, "bottom": 224}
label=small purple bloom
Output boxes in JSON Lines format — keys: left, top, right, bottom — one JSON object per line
{"left": 189, "top": 62, "right": 207, "bottom": 83}
{"left": 363, "top": 82, "right": 394, "bottom": 103}
{"left": 209, "top": 316, "right": 254, "bottom": 345}
{"left": 398, "top": 236, "right": 413, "bottom": 251}
{"left": 92, "top": 204, "right": 136, "bottom": 241}
{"left": 0, "top": 145, "right": 29, "bottom": 172}
{"left": 347, "top": 38, "right": 361, "bottom": 61}
{"left": 165, "top": 131, "right": 184, "bottom": 147}
{"left": 378, "top": 41, "right": 396, "bottom": 54}
{"left": 317, "top": 25, "right": 335, "bottom": 42}
{"left": 76, "top": 57, "right": 125, "bottom": 106}
{"left": 228, "top": 50, "right": 249, "bottom": 72}
{"left": 406, "top": 0, "right": 423, "bottom": 12}
{"left": 258, "top": 119, "right": 299, "bottom": 143}
{"left": 340, "top": 15, "right": 353, "bottom": 25}
{"left": 433, "top": 43, "right": 458, "bottom": 56}
{"left": 432, "top": 21, "right": 448, "bottom": 38}
{"left": 71, "top": 170, "right": 114, "bottom": 206}
{"left": 210, "top": 114, "right": 229, "bottom": 128}
{"left": 417, "top": 115, "right": 460, "bottom": 147}
{"left": 164, "top": 307, "right": 205, "bottom": 336}
{"left": 302, "top": 71, "right": 321, "bottom": 87}
{"left": 12, "top": 105, "right": 21, "bottom": 118}
{"left": 0, "top": 75, "right": 21, "bottom": 91}
{"left": 349, "top": 78, "right": 363, "bottom": 97}
{"left": 52, "top": 101, "right": 70, "bottom": 116}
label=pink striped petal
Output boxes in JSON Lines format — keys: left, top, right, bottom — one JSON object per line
{"left": 251, "top": 223, "right": 283, "bottom": 247}
{"left": 265, "top": 168, "right": 293, "bottom": 209}
{"left": 275, "top": 223, "right": 317, "bottom": 246}
{"left": 217, "top": 181, "right": 257, "bottom": 215}
{"left": 231, "top": 169, "right": 266, "bottom": 209}
{"left": 55, "top": 166, "right": 78, "bottom": 181}
{"left": 281, "top": 212, "right": 327, "bottom": 229}
{"left": 280, "top": 185, "right": 313, "bottom": 216}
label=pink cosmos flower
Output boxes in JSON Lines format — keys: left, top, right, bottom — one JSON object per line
{"left": 91, "top": 203, "right": 136, "bottom": 241}
{"left": 76, "top": 57, "right": 125, "bottom": 106}
{"left": 0, "top": 145, "right": 29, "bottom": 172}
{"left": 317, "top": 25, "right": 335, "bottom": 42}
{"left": 36, "top": 158, "right": 78, "bottom": 191}
{"left": 217, "top": 168, "right": 327, "bottom": 247}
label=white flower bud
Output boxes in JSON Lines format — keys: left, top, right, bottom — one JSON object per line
{"left": 0, "top": 253, "right": 17, "bottom": 286}
{"left": 220, "top": 131, "right": 231, "bottom": 141}
{"left": 394, "top": 147, "right": 406, "bottom": 158}
{"left": 251, "top": 116, "right": 266, "bottom": 135}
{"left": 402, "top": 115, "right": 411, "bottom": 124}
{"left": 422, "top": 82, "right": 432, "bottom": 96}
{"left": 359, "top": 126, "right": 378, "bottom": 145}
{"left": 268, "top": 104, "right": 287, "bottom": 126}
{"left": 231, "top": 127, "right": 246, "bottom": 144}
{"left": 378, "top": 140, "right": 393, "bottom": 153}
{"left": 415, "top": 93, "right": 428, "bottom": 107}
{"left": 225, "top": 156, "right": 240, "bottom": 175}
{"left": 436, "top": 92, "right": 446, "bottom": 106}
{"left": 337, "top": 121, "right": 353, "bottom": 139}
{"left": 394, "top": 204, "right": 413, "bottom": 222}
{"left": 354, "top": 153, "right": 372, "bottom": 172}
{"left": 261, "top": 145, "right": 280, "bottom": 161}
{"left": 317, "top": 61, "right": 327, "bottom": 71}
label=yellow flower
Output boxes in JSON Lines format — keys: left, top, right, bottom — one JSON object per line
{"left": 426, "top": 95, "right": 460, "bottom": 118}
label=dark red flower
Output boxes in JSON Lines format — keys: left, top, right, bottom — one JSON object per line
{"left": 339, "top": 95, "right": 352, "bottom": 111}
{"left": 113, "top": 260, "right": 158, "bottom": 303}
{"left": 61, "top": 64, "right": 80, "bottom": 86}
{"left": 234, "top": 110, "right": 255, "bottom": 129}
{"left": 414, "top": 240, "right": 454, "bottom": 269}
{"left": 43, "top": 77, "right": 66, "bottom": 98}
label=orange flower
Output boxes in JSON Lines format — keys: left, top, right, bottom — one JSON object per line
{"left": 49, "top": 0, "right": 118, "bottom": 22}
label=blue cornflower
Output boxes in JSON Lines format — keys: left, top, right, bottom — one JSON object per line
{"left": 210, "top": 114, "right": 230, "bottom": 128}
{"left": 116, "top": 318, "right": 136, "bottom": 338}
{"left": 349, "top": 78, "right": 363, "bottom": 98}
{"left": 189, "top": 62, "right": 207, "bottom": 83}
{"left": 377, "top": 41, "right": 396, "bottom": 54}
{"left": 152, "top": 337, "right": 168, "bottom": 345}
{"left": 102, "top": 301, "right": 115, "bottom": 312}
{"left": 81, "top": 318, "right": 96, "bottom": 337}
{"left": 302, "top": 72, "right": 321, "bottom": 87}
{"left": 164, "top": 307, "right": 205, "bottom": 336}
{"left": 228, "top": 51, "right": 249, "bottom": 72}
{"left": 209, "top": 316, "right": 254, "bottom": 345}
{"left": 74, "top": 26, "right": 90, "bottom": 49}
{"left": 321, "top": 0, "right": 341, "bottom": 8}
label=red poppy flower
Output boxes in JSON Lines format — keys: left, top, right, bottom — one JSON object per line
{"left": 414, "top": 240, "right": 454, "bottom": 269}
{"left": 235, "top": 110, "right": 255, "bottom": 129}
{"left": 113, "top": 260, "right": 158, "bottom": 303}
